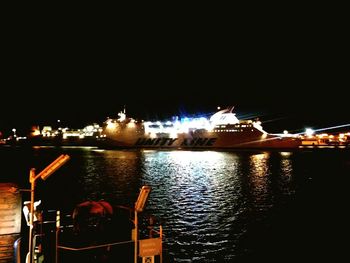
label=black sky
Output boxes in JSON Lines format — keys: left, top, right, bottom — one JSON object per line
{"left": 1, "top": 13, "right": 349, "bottom": 136}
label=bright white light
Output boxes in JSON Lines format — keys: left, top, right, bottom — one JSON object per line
{"left": 305, "top": 128, "right": 314, "bottom": 136}
{"left": 210, "top": 110, "right": 239, "bottom": 125}
{"left": 84, "top": 125, "right": 94, "bottom": 132}
{"left": 169, "top": 150, "right": 223, "bottom": 165}
{"left": 118, "top": 111, "right": 126, "bottom": 121}
{"left": 106, "top": 120, "right": 117, "bottom": 130}
{"left": 127, "top": 122, "right": 136, "bottom": 128}
{"left": 280, "top": 152, "right": 292, "bottom": 157}
{"left": 253, "top": 121, "right": 266, "bottom": 133}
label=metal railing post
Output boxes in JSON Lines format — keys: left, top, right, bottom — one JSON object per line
{"left": 56, "top": 210, "right": 60, "bottom": 263}
{"left": 28, "top": 168, "right": 36, "bottom": 263}
{"left": 134, "top": 210, "right": 138, "bottom": 263}
{"left": 160, "top": 225, "right": 163, "bottom": 263}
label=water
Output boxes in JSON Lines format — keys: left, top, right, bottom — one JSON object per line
{"left": 1, "top": 146, "right": 350, "bottom": 262}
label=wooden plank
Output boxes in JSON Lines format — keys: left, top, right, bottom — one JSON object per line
{"left": 0, "top": 183, "right": 22, "bottom": 235}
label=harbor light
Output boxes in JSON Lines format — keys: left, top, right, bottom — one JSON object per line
{"left": 106, "top": 120, "right": 117, "bottom": 130}
{"left": 305, "top": 128, "right": 314, "bottom": 137}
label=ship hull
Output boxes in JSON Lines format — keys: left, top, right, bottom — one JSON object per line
{"left": 101, "top": 133, "right": 301, "bottom": 150}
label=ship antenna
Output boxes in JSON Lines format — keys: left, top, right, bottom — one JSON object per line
{"left": 123, "top": 105, "right": 126, "bottom": 114}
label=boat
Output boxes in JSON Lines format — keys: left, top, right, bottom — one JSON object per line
{"left": 0, "top": 124, "right": 104, "bottom": 147}
{"left": 101, "top": 107, "right": 302, "bottom": 149}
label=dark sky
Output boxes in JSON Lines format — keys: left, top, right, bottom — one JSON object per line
{"left": 1, "top": 14, "right": 349, "bottom": 136}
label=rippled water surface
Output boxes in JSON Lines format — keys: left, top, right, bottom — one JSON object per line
{"left": 1, "top": 146, "right": 350, "bottom": 262}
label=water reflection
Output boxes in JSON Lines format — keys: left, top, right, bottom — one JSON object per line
{"left": 2, "top": 147, "right": 324, "bottom": 262}
{"left": 58, "top": 149, "right": 144, "bottom": 208}
{"left": 134, "top": 150, "right": 300, "bottom": 262}
{"left": 248, "top": 152, "right": 270, "bottom": 210}
{"left": 279, "top": 152, "right": 294, "bottom": 196}
{"left": 141, "top": 151, "right": 246, "bottom": 262}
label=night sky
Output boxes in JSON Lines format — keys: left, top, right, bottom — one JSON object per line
{"left": 1, "top": 15, "right": 349, "bottom": 137}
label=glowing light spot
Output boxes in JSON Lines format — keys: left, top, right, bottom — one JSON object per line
{"left": 305, "top": 128, "right": 314, "bottom": 137}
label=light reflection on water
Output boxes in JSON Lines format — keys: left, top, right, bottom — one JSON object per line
{"left": 248, "top": 152, "right": 270, "bottom": 209}
{"left": 141, "top": 151, "right": 245, "bottom": 261}
{"left": 2, "top": 147, "right": 349, "bottom": 262}
{"left": 138, "top": 150, "right": 295, "bottom": 262}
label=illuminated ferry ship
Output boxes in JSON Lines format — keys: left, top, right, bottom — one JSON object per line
{"left": 101, "top": 107, "right": 302, "bottom": 149}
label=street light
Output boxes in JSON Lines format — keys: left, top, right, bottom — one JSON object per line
{"left": 134, "top": 185, "right": 151, "bottom": 263}
{"left": 26, "top": 154, "right": 70, "bottom": 263}
{"left": 135, "top": 185, "right": 151, "bottom": 213}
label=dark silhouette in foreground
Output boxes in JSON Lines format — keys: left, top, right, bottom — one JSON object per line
{"left": 64, "top": 200, "right": 133, "bottom": 262}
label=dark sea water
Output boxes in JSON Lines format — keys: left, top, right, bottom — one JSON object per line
{"left": 1, "top": 146, "right": 350, "bottom": 262}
